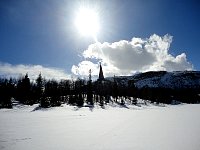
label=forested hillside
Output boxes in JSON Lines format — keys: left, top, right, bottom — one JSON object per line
{"left": 1, "top": 71, "right": 200, "bottom": 108}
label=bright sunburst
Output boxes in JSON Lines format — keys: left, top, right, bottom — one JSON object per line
{"left": 75, "top": 8, "right": 100, "bottom": 38}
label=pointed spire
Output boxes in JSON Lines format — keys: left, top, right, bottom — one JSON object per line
{"left": 98, "top": 62, "right": 104, "bottom": 81}
{"left": 89, "top": 69, "right": 92, "bottom": 81}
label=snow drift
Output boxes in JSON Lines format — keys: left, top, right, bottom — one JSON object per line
{"left": 0, "top": 103, "right": 200, "bottom": 150}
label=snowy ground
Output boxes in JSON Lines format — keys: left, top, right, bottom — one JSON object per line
{"left": 0, "top": 102, "right": 200, "bottom": 150}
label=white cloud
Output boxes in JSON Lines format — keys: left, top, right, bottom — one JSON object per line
{"left": 72, "top": 34, "right": 193, "bottom": 77}
{"left": 0, "top": 62, "right": 71, "bottom": 80}
{"left": 71, "top": 61, "right": 99, "bottom": 76}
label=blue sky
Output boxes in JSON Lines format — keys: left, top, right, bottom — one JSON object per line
{"left": 0, "top": 0, "right": 199, "bottom": 79}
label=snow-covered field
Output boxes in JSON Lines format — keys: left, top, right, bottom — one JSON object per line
{"left": 0, "top": 102, "right": 200, "bottom": 150}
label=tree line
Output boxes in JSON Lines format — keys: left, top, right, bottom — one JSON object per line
{"left": 0, "top": 73, "right": 199, "bottom": 109}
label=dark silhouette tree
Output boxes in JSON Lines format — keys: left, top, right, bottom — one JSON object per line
{"left": 16, "top": 73, "right": 31, "bottom": 104}
{"left": 112, "top": 76, "right": 119, "bottom": 102}
{"left": 0, "top": 78, "right": 13, "bottom": 108}
{"left": 59, "top": 79, "right": 70, "bottom": 103}
{"left": 36, "top": 73, "right": 44, "bottom": 101}
{"left": 75, "top": 79, "right": 84, "bottom": 106}
{"left": 68, "top": 79, "right": 76, "bottom": 105}
{"left": 44, "top": 80, "right": 61, "bottom": 107}
{"left": 127, "top": 80, "right": 137, "bottom": 105}
{"left": 87, "top": 69, "right": 93, "bottom": 105}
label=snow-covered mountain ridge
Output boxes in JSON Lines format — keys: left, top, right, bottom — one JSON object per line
{"left": 106, "top": 71, "right": 200, "bottom": 89}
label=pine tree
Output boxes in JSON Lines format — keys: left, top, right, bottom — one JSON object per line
{"left": 36, "top": 73, "right": 44, "bottom": 103}
{"left": 44, "top": 80, "right": 61, "bottom": 107}
{"left": 59, "top": 79, "right": 70, "bottom": 102}
{"left": 35, "top": 73, "right": 50, "bottom": 108}
{"left": 16, "top": 73, "right": 31, "bottom": 104}
{"left": 0, "top": 78, "right": 13, "bottom": 108}
{"left": 87, "top": 69, "right": 93, "bottom": 105}
{"left": 112, "top": 75, "right": 118, "bottom": 102}
{"left": 75, "top": 79, "right": 84, "bottom": 106}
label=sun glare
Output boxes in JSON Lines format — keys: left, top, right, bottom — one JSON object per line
{"left": 75, "top": 8, "right": 100, "bottom": 38}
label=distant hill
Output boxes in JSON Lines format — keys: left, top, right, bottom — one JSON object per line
{"left": 106, "top": 71, "right": 200, "bottom": 89}
{"left": 106, "top": 71, "right": 200, "bottom": 103}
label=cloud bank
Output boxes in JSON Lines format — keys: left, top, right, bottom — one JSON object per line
{"left": 0, "top": 62, "right": 70, "bottom": 80}
{"left": 72, "top": 34, "right": 193, "bottom": 77}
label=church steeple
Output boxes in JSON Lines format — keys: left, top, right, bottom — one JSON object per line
{"left": 98, "top": 62, "right": 104, "bottom": 81}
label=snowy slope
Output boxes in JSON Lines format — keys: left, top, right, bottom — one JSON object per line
{"left": 108, "top": 71, "right": 200, "bottom": 89}
{"left": 0, "top": 103, "right": 200, "bottom": 150}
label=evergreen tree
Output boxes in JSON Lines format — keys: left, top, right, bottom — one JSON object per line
{"left": 112, "top": 76, "right": 118, "bottom": 102}
{"left": 68, "top": 80, "right": 76, "bottom": 105}
{"left": 44, "top": 80, "right": 61, "bottom": 107}
{"left": 127, "top": 80, "right": 137, "bottom": 105}
{"left": 16, "top": 73, "right": 31, "bottom": 104}
{"left": 35, "top": 74, "right": 50, "bottom": 108}
{"left": 0, "top": 78, "right": 13, "bottom": 108}
{"left": 75, "top": 79, "right": 84, "bottom": 106}
{"left": 87, "top": 69, "right": 93, "bottom": 105}
{"left": 59, "top": 79, "right": 70, "bottom": 102}
{"left": 36, "top": 73, "right": 44, "bottom": 100}
{"left": 32, "top": 73, "right": 45, "bottom": 104}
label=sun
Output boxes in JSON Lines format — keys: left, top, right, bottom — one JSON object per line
{"left": 75, "top": 8, "right": 100, "bottom": 38}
